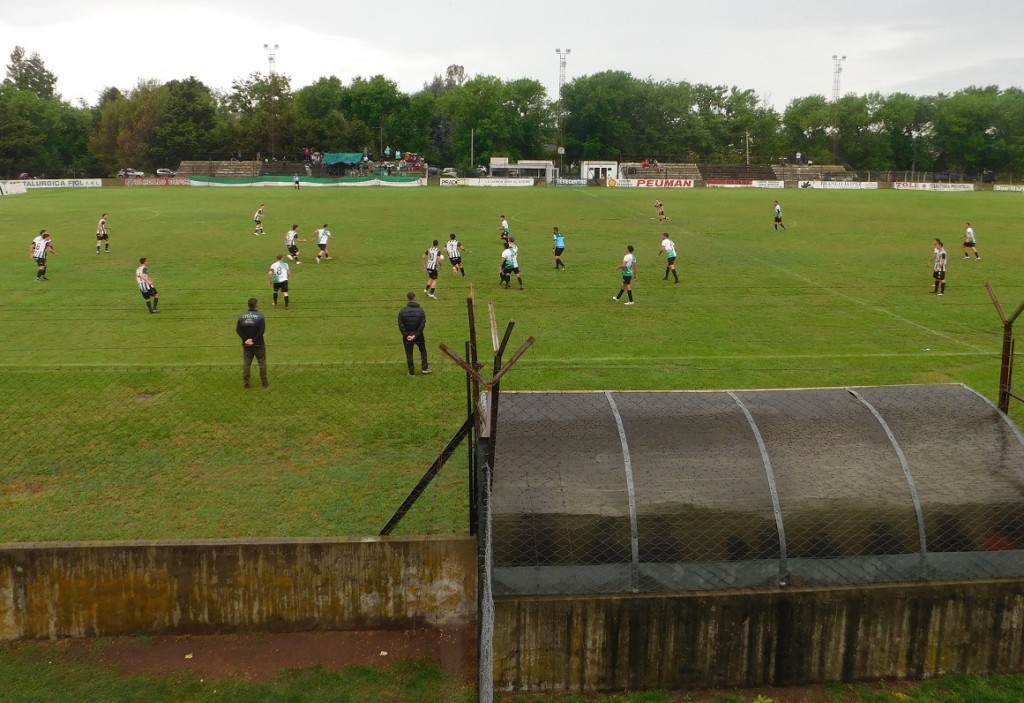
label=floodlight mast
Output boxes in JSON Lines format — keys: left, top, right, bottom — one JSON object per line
{"left": 555, "top": 48, "right": 571, "bottom": 173}
{"left": 831, "top": 54, "right": 846, "bottom": 163}
{"left": 263, "top": 43, "right": 280, "bottom": 161}
{"left": 263, "top": 43, "right": 279, "bottom": 76}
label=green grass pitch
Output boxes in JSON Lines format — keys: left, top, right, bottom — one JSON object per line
{"left": 2, "top": 184, "right": 1022, "bottom": 541}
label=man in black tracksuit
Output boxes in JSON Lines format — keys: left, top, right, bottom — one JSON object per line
{"left": 236, "top": 297, "right": 268, "bottom": 388}
{"left": 398, "top": 292, "right": 431, "bottom": 376}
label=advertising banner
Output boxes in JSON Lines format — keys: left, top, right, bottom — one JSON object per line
{"left": 798, "top": 181, "right": 879, "bottom": 190}
{"left": 894, "top": 182, "right": 975, "bottom": 191}
{"left": 438, "top": 178, "right": 534, "bottom": 187}
{"left": 606, "top": 178, "right": 694, "bottom": 188}
{"left": 21, "top": 178, "right": 102, "bottom": 188}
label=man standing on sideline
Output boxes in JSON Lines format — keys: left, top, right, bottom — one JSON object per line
{"left": 657, "top": 232, "right": 679, "bottom": 283}
{"left": 499, "top": 214, "right": 510, "bottom": 244}
{"left": 422, "top": 239, "right": 443, "bottom": 298}
{"left": 96, "top": 213, "right": 110, "bottom": 253}
{"left": 773, "top": 200, "right": 787, "bottom": 231}
{"left": 136, "top": 257, "right": 160, "bottom": 313}
{"left": 268, "top": 254, "right": 291, "bottom": 307}
{"left": 552, "top": 226, "right": 566, "bottom": 270}
{"left": 315, "top": 223, "right": 332, "bottom": 262}
{"left": 963, "top": 222, "right": 981, "bottom": 259}
{"left": 253, "top": 204, "right": 265, "bottom": 236}
{"left": 613, "top": 245, "right": 637, "bottom": 305}
{"left": 929, "top": 238, "right": 947, "bottom": 295}
{"left": 293, "top": 174, "right": 300, "bottom": 190}
{"left": 236, "top": 297, "right": 268, "bottom": 388}
{"left": 31, "top": 230, "right": 55, "bottom": 282}
{"left": 285, "top": 224, "right": 305, "bottom": 263}
{"left": 446, "top": 233, "right": 467, "bottom": 276}
{"left": 398, "top": 291, "right": 431, "bottom": 376}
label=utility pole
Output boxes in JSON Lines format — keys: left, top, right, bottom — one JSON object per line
{"left": 555, "top": 48, "right": 571, "bottom": 174}
{"left": 264, "top": 43, "right": 279, "bottom": 161}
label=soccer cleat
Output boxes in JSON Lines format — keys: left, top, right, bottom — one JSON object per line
{"left": 150, "top": 309, "right": 160, "bottom": 313}
{"left": 624, "top": 301, "right": 635, "bottom": 306}
{"left": 612, "top": 297, "right": 619, "bottom": 302}
{"left": 422, "top": 368, "right": 432, "bottom": 374}
{"left": 287, "top": 255, "right": 293, "bottom": 260}
{"left": 937, "top": 293, "right": 944, "bottom": 296}
{"left": 519, "top": 285, "right": 524, "bottom": 290}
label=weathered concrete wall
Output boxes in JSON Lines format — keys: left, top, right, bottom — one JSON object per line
{"left": 493, "top": 580, "right": 1024, "bottom": 692}
{"left": 0, "top": 537, "right": 476, "bottom": 639}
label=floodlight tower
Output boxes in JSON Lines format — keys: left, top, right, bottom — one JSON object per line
{"left": 831, "top": 54, "right": 846, "bottom": 164}
{"left": 263, "top": 43, "right": 280, "bottom": 161}
{"left": 263, "top": 43, "right": 279, "bottom": 76}
{"left": 555, "top": 48, "right": 571, "bottom": 173}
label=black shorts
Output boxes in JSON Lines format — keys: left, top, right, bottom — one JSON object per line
{"left": 273, "top": 281, "right": 289, "bottom": 292}
{"left": 774, "top": 216, "right": 783, "bottom": 223}
{"left": 554, "top": 247, "right": 564, "bottom": 256}
{"left": 666, "top": 256, "right": 676, "bottom": 265}
{"left": 504, "top": 266, "right": 520, "bottom": 275}
{"left": 140, "top": 287, "right": 158, "bottom": 300}
{"left": 318, "top": 243, "right": 328, "bottom": 250}
{"left": 427, "top": 269, "right": 438, "bottom": 280}
{"left": 449, "top": 256, "right": 461, "bottom": 266}
{"left": 964, "top": 240, "right": 976, "bottom": 247}
{"left": 621, "top": 275, "right": 633, "bottom": 285}
{"left": 933, "top": 270, "right": 946, "bottom": 281}
{"left": 96, "top": 233, "right": 108, "bottom": 241}
{"left": 288, "top": 245, "right": 299, "bottom": 255}
{"left": 34, "top": 257, "right": 47, "bottom": 265}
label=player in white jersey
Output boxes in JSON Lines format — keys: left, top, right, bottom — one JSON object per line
{"left": 929, "top": 238, "right": 947, "bottom": 296}
{"left": 96, "top": 213, "right": 110, "bottom": 253}
{"left": 31, "top": 229, "right": 55, "bottom": 282}
{"left": 773, "top": 200, "right": 787, "bottom": 231}
{"left": 655, "top": 199, "right": 669, "bottom": 223}
{"left": 315, "top": 224, "right": 332, "bottom": 262}
{"left": 499, "top": 237, "right": 524, "bottom": 290}
{"left": 962, "top": 221, "right": 980, "bottom": 260}
{"left": 285, "top": 224, "right": 305, "bottom": 263}
{"left": 613, "top": 245, "right": 637, "bottom": 305}
{"left": 499, "top": 214, "right": 510, "bottom": 244}
{"left": 422, "top": 239, "right": 443, "bottom": 298}
{"left": 136, "top": 257, "right": 159, "bottom": 313}
{"left": 656, "top": 232, "right": 679, "bottom": 283}
{"left": 445, "top": 233, "right": 466, "bottom": 277}
{"left": 253, "top": 204, "right": 265, "bottom": 236}
{"left": 268, "top": 254, "right": 291, "bottom": 307}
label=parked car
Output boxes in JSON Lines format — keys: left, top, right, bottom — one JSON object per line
{"left": 156, "top": 168, "right": 176, "bottom": 177}
{"left": 441, "top": 167, "right": 459, "bottom": 177}
{"left": 117, "top": 168, "right": 145, "bottom": 178}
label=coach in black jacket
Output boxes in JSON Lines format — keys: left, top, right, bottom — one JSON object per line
{"left": 398, "top": 292, "right": 431, "bottom": 375}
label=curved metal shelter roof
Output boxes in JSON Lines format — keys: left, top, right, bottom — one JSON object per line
{"left": 490, "top": 384, "right": 1024, "bottom": 595}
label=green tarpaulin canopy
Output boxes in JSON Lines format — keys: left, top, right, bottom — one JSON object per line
{"left": 320, "top": 152, "right": 366, "bottom": 165}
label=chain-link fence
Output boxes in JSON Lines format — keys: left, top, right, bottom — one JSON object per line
{"left": 2, "top": 363, "right": 471, "bottom": 542}
{"left": 488, "top": 384, "right": 1024, "bottom": 595}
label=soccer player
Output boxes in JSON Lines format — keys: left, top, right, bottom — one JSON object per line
{"left": 552, "top": 226, "right": 566, "bottom": 270}
{"left": 446, "top": 232, "right": 466, "bottom": 276}
{"left": 96, "top": 213, "right": 110, "bottom": 253}
{"left": 657, "top": 232, "right": 679, "bottom": 283}
{"left": 655, "top": 199, "right": 669, "bottom": 223}
{"left": 136, "top": 257, "right": 160, "bottom": 313}
{"left": 253, "top": 204, "right": 265, "bottom": 236}
{"left": 500, "top": 238, "right": 524, "bottom": 290}
{"left": 268, "top": 254, "right": 291, "bottom": 307}
{"left": 929, "top": 238, "right": 947, "bottom": 295}
{"left": 773, "top": 200, "right": 787, "bottom": 231}
{"left": 613, "top": 245, "right": 637, "bottom": 305}
{"left": 31, "top": 229, "right": 55, "bottom": 282}
{"left": 314, "top": 224, "right": 332, "bottom": 262}
{"left": 962, "top": 222, "right": 981, "bottom": 260}
{"left": 422, "top": 239, "right": 442, "bottom": 298}
{"left": 499, "top": 214, "right": 510, "bottom": 244}
{"left": 285, "top": 224, "right": 305, "bottom": 263}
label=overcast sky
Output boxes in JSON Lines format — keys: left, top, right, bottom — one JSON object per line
{"left": 3, "top": 0, "right": 1023, "bottom": 111}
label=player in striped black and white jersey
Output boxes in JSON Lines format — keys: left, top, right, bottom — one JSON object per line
{"left": 96, "top": 213, "right": 110, "bottom": 254}
{"left": 422, "top": 239, "right": 443, "bottom": 299}
{"left": 136, "top": 257, "right": 160, "bottom": 313}
{"left": 445, "top": 233, "right": 466, "bottom": 277}
{"left": 315, "top": 224, "right": 332, "bottom": 262}
{"left": 285, "top": 224, "right": 305, "bottom": 264}
{"left": 31, "top": 229, "right": 55, "bottom": 282}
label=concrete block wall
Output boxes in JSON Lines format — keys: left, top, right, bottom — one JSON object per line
{"left": 0, "top": 537, "right": 476, "bottom": 639}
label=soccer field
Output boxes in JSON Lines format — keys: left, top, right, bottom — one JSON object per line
{"left": 2, "top": 185, "right": 1021, "bottom": 541}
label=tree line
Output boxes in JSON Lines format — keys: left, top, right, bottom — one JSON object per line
{"left": 3, "top": 46, "right": 1023, "bottom": 179}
